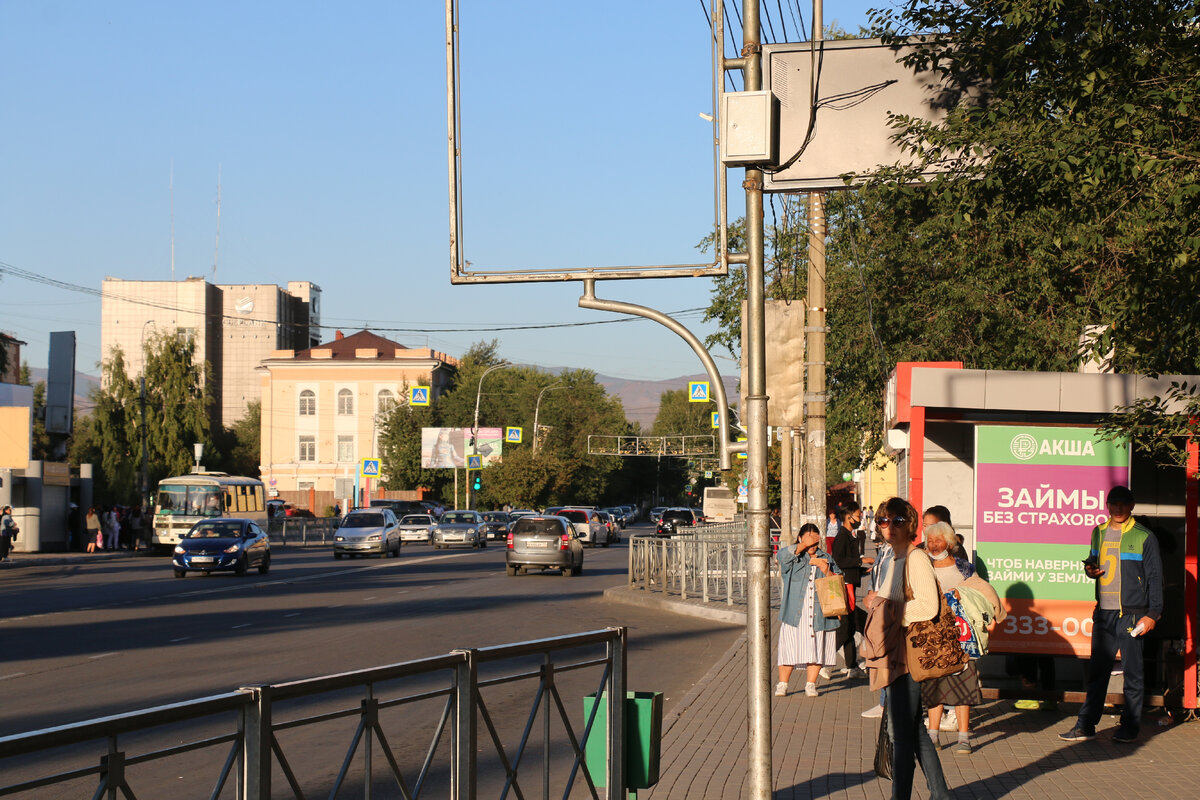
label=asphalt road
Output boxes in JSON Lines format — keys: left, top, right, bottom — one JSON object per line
{"left": 1, "top": 524, "right": 741, "bottom": 797}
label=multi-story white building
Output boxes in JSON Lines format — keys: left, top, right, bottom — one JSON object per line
{"left": 100, "top": 277, "right": 321, "bottom": 427}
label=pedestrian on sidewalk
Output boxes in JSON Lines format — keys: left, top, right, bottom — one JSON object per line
{"left": 774, "top": 523, "right": 843, "bottom": 698}
{"left": 103, "top": 506, "right": 120, "bottom": 551}
{"left": 1060, "top": 485, "right": 1163, "bottom": 745}
{"left": 921, "top": 521, "right": 982, "bottom": 755}
{"left": 863, "top": 496, "right": 952, "bottom": 800}
{"left": 0, "top": 506, "right": 18, "bottom": 562}
{"left": 85, "top": 507, "right": 101, "bottom": 553}
{"left": 831, "top": 500, "right": 873, "bottom": 679}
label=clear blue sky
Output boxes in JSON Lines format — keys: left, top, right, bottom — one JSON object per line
{"left": 1, "top": 1, "right": 878, "bottom": 380}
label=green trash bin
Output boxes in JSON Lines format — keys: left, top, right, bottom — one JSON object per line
{"left": 582, "top": 690, "right": 663, "bottom": 792}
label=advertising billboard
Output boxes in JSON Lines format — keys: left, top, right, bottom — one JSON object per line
{"left": 974, "top": 425, "right": 1130, "bottom": 657}
{"left": 420, "top": 427, "right": 504, "bottom": 469}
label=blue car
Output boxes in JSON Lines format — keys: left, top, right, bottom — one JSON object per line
{"left": 173, "top": 518, "right": 271, "bottom": 578}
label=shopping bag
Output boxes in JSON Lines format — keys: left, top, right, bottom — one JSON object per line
{"left": 815, "top": 574, "right": 849, "bottom": 617}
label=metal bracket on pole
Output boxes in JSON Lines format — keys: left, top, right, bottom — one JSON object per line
{"left": 579, "top": 279, "right": 733, "bottom": 471}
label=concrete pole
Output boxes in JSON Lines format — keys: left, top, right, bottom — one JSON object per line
{"left": 780, "top": 429, "right": 793, "bottom": 545}
{"left": 803, "top": 192, "right": 828, "bottom": 528}
{"left": 740, "top": 3, "right": 774, "bottom": 798}
{"left": 791, "top": 430, "right": 803, "bottom": 540}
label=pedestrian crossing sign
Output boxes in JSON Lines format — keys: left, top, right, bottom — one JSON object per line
{"left": 736, "top": 436, "right": 747, "bottom": 459}
{"left": 360, "top": 458, "right": 381, "bottom": 478}
{"left": 688, "top": 381, "right": 710, "bottom": 402}
{"left": 466, "top": 454, "right": 482, "bottom": 470}
{"left": 711, "top": 411, "right": 720, "bottom": 429}
{"left": 409, "top": 386, "right": 431, "bottom": 406}
{"left": 505, "top": 427, "right": 523, "bottom": 443}
{"left": 704, "top": 470, "right": 713, "bottom": 479}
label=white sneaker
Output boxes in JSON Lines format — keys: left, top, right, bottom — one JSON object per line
{"left": 939, "top": 709, "right": 958, "bottom": 731}
{"left": 861, "top": 704, "right": 884, "bottom": 718}
{"left": 818, "top": 667, "right": 834, "bottom": 680}
{"left": 805, "top": 682, "right": 819, "bottom": 697}
{"left": 774, "top": 682, "right": 789, "bottom": 697}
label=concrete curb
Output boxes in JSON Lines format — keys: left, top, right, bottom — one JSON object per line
{"left": 0, "top": 551, "right": 145, "bottom": 569}
{"left": 603, "top": 585, "right": 747, "bottom": 626}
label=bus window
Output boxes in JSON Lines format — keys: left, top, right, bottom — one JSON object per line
{"left": 235, "top": 486, "right": 247, "bottom": 513}
{"left": 252, "top": 485, "right": 264, "bottom": 511}
{"left": 157, "top": 486, "right": 187, "bottom": 515}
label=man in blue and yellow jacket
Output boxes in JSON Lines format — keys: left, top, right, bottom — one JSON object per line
{"left": 1060, "top": 485, "right": 1163, "bottom": 745}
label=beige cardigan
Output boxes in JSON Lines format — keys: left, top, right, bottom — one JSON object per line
{"left": 863, "top": 547, "right": 943, "bottom": 691}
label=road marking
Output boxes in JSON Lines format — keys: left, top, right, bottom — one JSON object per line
{"left": 231, "top": 623, "right": 251, "bottom": 629}
{"left": 284, "top": 612, "right": 301, "bottom": 618}
{"left": 363, "top": 596, "right": 376, "bottom": 601}
{"left": 170, "top": 637, "right": 191, "bottom": 643}
{"left": 327, "top": 604, "right": 343, "bottom": 609}
{"left": 89, "top": 652, "right": 119, "bottom": 660}
{"left": 0, "top": 672, "right": 27, "bottom": 681}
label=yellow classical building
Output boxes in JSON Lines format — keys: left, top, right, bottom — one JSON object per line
{"left": 258, "top": 330, "right": 457, "bottom": 498}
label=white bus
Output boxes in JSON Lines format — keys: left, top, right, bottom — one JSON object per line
{"left": 153, "top": 472, "right": 267, "bottom": 547}
{"left": 702, "top": 486, "right": 737, "bottom": 523}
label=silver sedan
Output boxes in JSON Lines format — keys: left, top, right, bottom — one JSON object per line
{"left": 397, "top": 514, "right": 437, "bottom": 544}
{"left": 432, "top": 510, "right": 486, "bottom": 549}
{"left": 334, "top": 509, "right": 401, "bottom": 559}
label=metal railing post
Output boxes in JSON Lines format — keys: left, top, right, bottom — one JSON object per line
{"left": 606, "top": 628, "right": 627, "bottom": 800}
{"left": 452, "top": 649, "right": 477, "bottom": 800}
{"left": 240, "top": 686, "right": 271, "bottom": 800}
{"left": 702, "top": 541, "right": 710, "bottom": 603}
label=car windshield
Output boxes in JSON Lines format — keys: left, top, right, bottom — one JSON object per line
{"left": 400, "top": 515, "right": 432, "bottom": 525}
{"left": 560, "top": 510, "right": 588, "bottom": 523}
{"left": 158, "top": 485, "right": 224, "bottom": 517}
{"left": 186, "top": 521, "right": 243, "bottom": 538}
{"left": 482, "top": 513, "right": 507, "bottom": 522}
{"left": 342, "top": 513, "right": 386, "bottom": 528}
{"left": 441, "top": 512, "right": 476, "bottom": 524}
{"left": 513, "top": 519, "right": 564, "bottom": 535}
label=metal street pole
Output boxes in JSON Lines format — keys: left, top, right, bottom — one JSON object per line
{"left": 469, "top": 362, "right": 510, "bottom": 508}
{"left": 803, "top": 191, "right": 827, "bottom": 529}
{"left": 532, "top": 381, "right": 565, "bottom": 455}
{"left": 738, "top": 2, "right": 773, "bottom": 798}
{"left": 139, "top": 321, "right": 156, "bottom": 517}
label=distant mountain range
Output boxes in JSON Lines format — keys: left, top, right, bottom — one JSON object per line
{"left": 27, "top": 366, "right": 735, "bottom": 429}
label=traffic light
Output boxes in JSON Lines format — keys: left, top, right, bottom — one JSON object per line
{"left": 472, "top": 473, "right": 482, "bottom": 491}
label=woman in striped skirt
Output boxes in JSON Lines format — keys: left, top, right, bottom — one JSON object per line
{"left": 775, "top": 523, "right": 843, "bottom": 697}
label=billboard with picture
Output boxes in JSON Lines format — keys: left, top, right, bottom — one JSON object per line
{"left": 420, "top": 427, "right": 504, "bottom": 469}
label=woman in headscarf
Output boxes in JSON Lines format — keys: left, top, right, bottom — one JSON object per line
{"left": 775, "top": 523, "right": 844, "bottom": 697}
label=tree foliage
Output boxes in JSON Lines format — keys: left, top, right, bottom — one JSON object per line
{"left": 19, "top": 362, "right": 52, "bottom": 461}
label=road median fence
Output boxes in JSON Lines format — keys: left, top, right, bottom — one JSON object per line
{"left": 628, "top": 523, "right": 780, "bottom": 607}
{"left": 0, "top": 628, "right": 632, "bottom": 800}
{"left": 266, "top": 517, "right": 341, "bottom": 547}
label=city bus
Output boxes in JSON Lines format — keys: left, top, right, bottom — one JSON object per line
{"left": 152, "top": 472, "right": 267, "bottom": 548}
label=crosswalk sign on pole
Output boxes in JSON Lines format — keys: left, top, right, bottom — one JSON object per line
{"left": 711, "top": 411, "right": 720, "bottom": 429}
{"left": 409, "top": 386, "right": 431, "bottom": 406}
{"left": 359, "top": 458, "right": 381, "bottom": 478}
{"left": 505, "top": 426, "right": 523, "bottom": 443}
{"left": 466, "top": 454, "right": 482, "bottom": 470}
{"left": 688, "top": 381, "right": 710, "bottom": 403}
{"left": 736, "top": 436, "right": 747, "bottom": 459}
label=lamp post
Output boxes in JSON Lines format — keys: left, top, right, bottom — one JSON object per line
{"left": 139, "top": 321, "right": 157, "bottom": 515}
{"left": 532, "top": 381, "right": 566, "bottom": 455}
{"left": 469, "top": 362, "right": 511, "bottom": 508}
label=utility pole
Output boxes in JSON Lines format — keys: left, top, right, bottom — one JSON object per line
{"left": 803, "top": 191, "right": 827, "bottom": 528}
{"left": 737, "top": 3, "right": 773, "bottom": 798}
{"left": 780, "top": 428, "right": 792, "bottom": 543}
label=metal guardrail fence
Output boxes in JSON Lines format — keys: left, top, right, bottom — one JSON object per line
{"left": 266, "top": 517, "right": 341, "bottom": 546}
{"left": 0, "top": 628, "right": 629, "bottom": 800}
{"left": 628, "top": 524, "right": 780, "bottom": 606}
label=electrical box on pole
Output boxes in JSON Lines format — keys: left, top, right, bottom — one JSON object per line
{"left": 720, "top": 91, "right": 778, "bottom": 166}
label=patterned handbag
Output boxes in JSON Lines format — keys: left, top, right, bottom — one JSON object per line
{"left": 903, "top": 557, "right": 969, "bottom": 682}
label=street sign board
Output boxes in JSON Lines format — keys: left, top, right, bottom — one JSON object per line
{"left": 359, "top": 458, "right": 381, "bottom": 478}
{"left": 505, "top": 427, "right": 523, "bottom": 443}
{"left": 711, "top": 411, "right": 720, "bottom": 429}
{"left": 688, "top": 381, "right": 710, "bottom": 402}
{"left": 736, "top": 436, "right": 747, "bottom": 459}
{"left": 421, "top": 428, "right": 504, "bottom": 468}
{"left": 466, "top": 454, "right": 483, "bottom": 470}
{"left": 409, "top": 386, "right": 431, "bottom": 406}
{"left": 704, "top": 470, "right": 713, "bottom": 479}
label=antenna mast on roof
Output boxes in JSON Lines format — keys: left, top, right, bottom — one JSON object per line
{"left": 213, "top": 164, "right": 222, "bottom": 278}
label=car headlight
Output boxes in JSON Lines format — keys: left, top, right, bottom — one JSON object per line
{"left": 174, "top": 545, "right": 185, "bottom": 555}
{"left": 223, "top": 543, "right": 241, "bottom": 553}
{"left": 366, "top": 534, "right": 382, "bottom": 541}
{"left": 467, "top": 528, "right": 477, "bottom": 534}
{"left": 335, "top": 535, "right": 345, "bottom": 541}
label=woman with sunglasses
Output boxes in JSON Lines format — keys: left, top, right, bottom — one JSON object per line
{"left": 864, "top": 497, "right": 952, "bottom": 800}
{"left": 775, "top": 523, "right": 844, "bottom": 697}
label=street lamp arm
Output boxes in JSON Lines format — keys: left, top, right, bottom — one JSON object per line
{"left": 533, "top": 381, "right": 567, "bottom": 455}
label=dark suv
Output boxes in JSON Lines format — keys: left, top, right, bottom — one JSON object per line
{"left": 370, "top": 499, "right": 426, "bottom": 518}
{"left": 656, "top": 507, "right": 698, "bottom": 537}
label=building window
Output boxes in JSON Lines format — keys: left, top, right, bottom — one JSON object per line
{"left": 298, "top": 436, "right": 316, "bottom": 462}
{"left": 337, "top": 388, "right": 354, "bottom": 416}
{"left": 337, "top": 435, "right": 355, "bottom": 463}
{"left": 377, "top": 389, "right": 396, "bottom": 413}
{"left": 299, "top": 389, "right": 316, "bottom": 416}
{"left": 298, "top": 481, "right": 315, "bottom": 492}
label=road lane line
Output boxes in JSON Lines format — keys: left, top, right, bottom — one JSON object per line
{"left": 231, "top": 624, "right": 251, "bottom": 629}
{"left": 170, "top": 637, "right": 191, "bottom": 643}
{"left": 0, "top": 672, "right": 27, "bottom": 681}
{"left": 284, "top": 612, "right": 301, "bottom": 618}
{"left": 89, "top": 652, "right": 119, "bottom": 660}
{"left": 363, "top": 596, "right": 376, "bottom": 601}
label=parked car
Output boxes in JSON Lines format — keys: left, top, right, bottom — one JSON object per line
{"left": 559, "top": 508, "right": 607, "bottom": 547}
{"left": 432, "top": 510, "right": 486, "bottom": 549}
{"left": 506, "top": 515, "right": 583, "bottom": 577}
{"left": 481, "top": 511, "right": 512, "bottom": 540}
{"left": 620, "top": 505, "right": 639, "bottom": 523}
{"left": 649, "top": 507, "right": 668, "bottom": 524}
{"left": 602, "top": 507, "right": 627, "bottom": 529}
{"left": 334, "top": 509, "right": 401, "bottom": 558}
{"left": 656, "top": 507, "right": 699, "bottom": 537}
{"left": 173, "top": 518, "right": 271, "bottom": 578}
{"left": 596, "top": 511, "right": 621, "bottom": 544}
{"left": 397, "top": 513, "right": 437, "bottom": 544}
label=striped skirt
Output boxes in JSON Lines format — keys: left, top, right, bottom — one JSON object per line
{"left": 777, "top": 573, "right": 838, "bottom": 667}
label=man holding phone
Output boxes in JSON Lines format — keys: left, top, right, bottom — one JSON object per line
{"left": 1060, "top": 485, "right": 1163, "bottom": 744}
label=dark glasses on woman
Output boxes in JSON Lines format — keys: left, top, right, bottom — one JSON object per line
{"left": 877, "top": 516, "right": 907, "bottom": 528}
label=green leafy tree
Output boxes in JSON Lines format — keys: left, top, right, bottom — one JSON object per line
{"left": 19, "top": 362, "right": 52, "bottom": 461}
{"left": 214, "top": 400, "right": 262, "bottom": 478}
{"left": 70, "top": 347, "right": 139, "bottom": 503}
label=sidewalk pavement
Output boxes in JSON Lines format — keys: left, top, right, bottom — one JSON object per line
{"left": 0, "top": 549, "right": 145, "bottom": 569}
{"left": 607, "top": 586, "right": 1200, "bottom": 800}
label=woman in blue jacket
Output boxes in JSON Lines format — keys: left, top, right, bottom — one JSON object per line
{"left": 775, "top": 522, "right": 843, "bottom": 697}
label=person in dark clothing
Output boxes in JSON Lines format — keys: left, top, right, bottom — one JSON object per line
{"left": 830, "top": 500, "right": 874, "bottom": 677}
